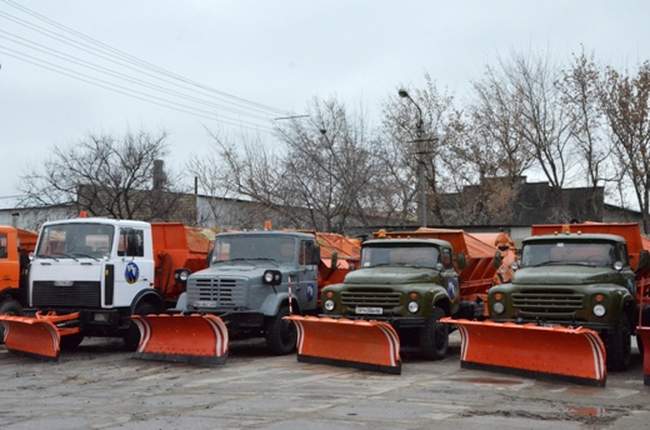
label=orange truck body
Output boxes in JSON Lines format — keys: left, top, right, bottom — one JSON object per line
{"left": 0, "top": 226, "right": 38, "bottom": 302}
{"left": 151, "top": 223, "right": 212, "bottom": 303}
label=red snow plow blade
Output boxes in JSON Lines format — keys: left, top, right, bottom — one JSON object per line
{"left": 132, "top": 314, "right": 228, "bottom": 365}
{"left": 0, "top": 312, "right": 80, "bottom": 360}
{"left": 637, "top": 327, "right": 650, "bottom": 385}
{"left": 442, "top": 318, "right": 607, "bottom": 386}
{"left": 285, "top": 315, "right": 401, "bottom": 374}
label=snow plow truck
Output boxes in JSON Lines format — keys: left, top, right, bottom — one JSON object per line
{"left": 131, "top": 230, "right": 360, "bottom": 365}
{"left": 285, "top": 227, "right": 512, "bottom": 374}
{"left": 443, "top": 222, "right": 650, "bottom": 387}
{"left": 0, "top": 217, "right": 211, "bottom": 360}
{"left": 0, "top": 226, "right": 38, "bottom": 343}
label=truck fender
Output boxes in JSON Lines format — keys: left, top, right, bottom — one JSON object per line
{"left": 259, "top": 292, "right": 299, "bottom": 317}
{"left": 130, "top": 289, "right": 164, "bottom": 314}
{"left": 431, "top": 291, "right": 451, "bottom": 316}
{"left": 171, "top": 292, "right": 189, "bottom": 312}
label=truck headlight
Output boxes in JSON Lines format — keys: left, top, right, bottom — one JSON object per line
{"left": 263, "top": 270, "right": 282, "bottom": 285}
{"left": 492, "top": 302, "right": 505, "bottom": 315}
{"left": 324, "top": 299, "right": 335, "bottom": 311}
{"left": 174, "top": 269, "right": 191, "bottom": 283}
{"left": 593, "top": 304, "right": 606, "bottom": 317}
{"left": 408, "top": 301, "right": 419, "bottom": 313}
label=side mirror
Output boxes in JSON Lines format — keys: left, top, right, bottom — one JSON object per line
{"left": 329, "top": 250, "right": 338, "bottom": 269}
{"left": 455, "top": 253, "right": 466, "bottom": 270}
{"left": 493, "top": 251, "right": 503, "bottom": 269}
{"left": 638, "top": 250, "right": 650, "bottom": 272}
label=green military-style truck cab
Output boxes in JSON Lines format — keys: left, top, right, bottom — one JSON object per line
{"left": 321, "top": 238, "right": 474, "bottom": 359}
{"left": 488, "top": 233, "right": 639, "bottom": 370}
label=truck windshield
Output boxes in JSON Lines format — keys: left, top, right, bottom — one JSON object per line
{"left": 521, "top": 241, "right": 617, "bottom": 268}
{"left": 361, "top": 245, "right": 440, "bottom": 269}
{"left": 213, "top": 235, "right": 296, "bottom": 265}
{"left": 36, "top": 223, "right": 115, "bottom": 259}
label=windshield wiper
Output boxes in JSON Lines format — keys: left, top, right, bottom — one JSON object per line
{"left": 70, "top": 252, "right": 100, "bottom": 262}
{"left": 51, "top": 253, "right": 79, "bottom": 262}
{"left": 36, "top": 255, "right": 59, "bottom": 262}
{"left": 529, "top": 261, "right": 597, "bottom": 268}
{"left": 215, "top": 257, "right": 278, "bottom": 265}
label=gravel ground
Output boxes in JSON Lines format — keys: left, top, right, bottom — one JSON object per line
{"left": 1, "top": 333, "right": 649, "bottom": 429}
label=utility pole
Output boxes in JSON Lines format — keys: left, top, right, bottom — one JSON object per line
{"left": 399, "top": 89, "right": 429, "bottom": 227}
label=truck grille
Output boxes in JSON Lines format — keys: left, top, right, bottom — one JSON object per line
{"left": 512, "top": 290, "right": 585, "bottom": 315}
{"left": 341, "top": 290, "right": 401, "bottom": 308}
{"left": 32, "top": 281, "right": 101, "bottom": 308}
{"left": 188, "top": 277, "right": 246, "bottom": 307}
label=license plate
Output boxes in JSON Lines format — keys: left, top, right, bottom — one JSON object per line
{"left": 355, "top": 306, "right": 383, "bottom": 315}
{"left": 194, "top": 300, "right": 217, "bottom": 308}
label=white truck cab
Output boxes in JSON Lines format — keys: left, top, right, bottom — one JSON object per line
{"left": 29, "top": 218, "right": 159, "bottom": 338}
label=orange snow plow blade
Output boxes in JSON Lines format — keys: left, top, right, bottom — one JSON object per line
{"left": 636, "top": 327, "right": 650, "bottom": 385}
{"left": 442, "top": 318, "right": 606, "bottom": 386}
{"left": 132, "top": 314, "right": 228, "bottom": 365}
{"left": 0, "top": 312, "right": 80, "bottom": 361}
{"left": 285, "top": 315, "right": 401, "bottom": 374}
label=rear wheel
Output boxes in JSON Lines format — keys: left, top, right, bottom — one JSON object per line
{"left": 60, "top": 333, "right": 84, "bottom": 351}
{"left": 606, "top": 321, "right": 632, "bottom": 371}
{"left": 265, "top": 305, "right": 297, "bottom": 355}
{"left": 419, "top": 308, "right": 449, "bottom": 360}
{"left": 0, "top": 299, "right": 22, "bottom": 345}
{"left": 123, "top": 302, "right": 158, "bottom": 351}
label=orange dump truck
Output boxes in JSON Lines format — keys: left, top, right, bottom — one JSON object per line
{"left": 0, "top": 226, "right": 38, "bottom": 342}
{"left": 286, "top": 227, "right": 512, "bottom": 374}
{"left": 445, "top": 222, "right": 650, "bottom": 386}
{"left": 0, "top": 217, "right": 211, "bottom": 360}
{"left": 130, "top": 230, "right": 361, "bottom": 365}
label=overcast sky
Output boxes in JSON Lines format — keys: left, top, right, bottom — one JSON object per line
{"left": 1, "top": 0, "right": 650, "bottom": 203}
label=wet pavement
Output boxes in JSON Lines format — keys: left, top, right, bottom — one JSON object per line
{"left": 0, "top": 333, "right": 649, "bottom": 429}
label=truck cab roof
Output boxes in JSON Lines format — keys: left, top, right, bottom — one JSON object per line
{"left": 363, "top": 238, "right": 453, "bottom": 250}
{"left": 216, "top": 230, "right": 316, "bottom": 240}
{"left": 41, "top": 217, "right": 150, "bottom": 230}
{"left": 525, "top": 233, "right": 626, "bottom": 244}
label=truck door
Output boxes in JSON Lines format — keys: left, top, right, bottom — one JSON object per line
{"left": 0, "top": 231, "right": 17, "bottom": 293}
{"left": 112, "top": 227, "right": 155, "bottom": 308}
{"left": 297, "top": 239, "right": 318, "bottom": 310}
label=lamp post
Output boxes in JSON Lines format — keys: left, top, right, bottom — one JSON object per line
{"left": 398, "top": 89, "right": 428, "bottom": 227}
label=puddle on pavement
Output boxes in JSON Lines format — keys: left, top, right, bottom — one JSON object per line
{"left": 567, "top": 406, "right": 607, "bottom": 418}
{"left": 449, "top": 376, "right": 523, "bottom": 385}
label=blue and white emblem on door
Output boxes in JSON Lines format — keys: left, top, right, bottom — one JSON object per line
{"left": 125, "top": 262, "right": 140, "bottom": 284}
{"left": 446, "top": 278, "right": 459, "bottom": 300}
{"left": 306, "top": 284, "right": 315, "bottom": 301}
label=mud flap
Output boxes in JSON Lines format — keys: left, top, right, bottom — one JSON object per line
{"left": 0, "top": 312, "right": 81, "bottom": 361}
{"left": 441, "top": 318, "right": 607, "bottom": 386}
{"left": 637, "top": 326, "right": 650, "bottom": 386}
{"left": 285, "top": 315, "right": 401, "bottom": 374}
{"left": 132, "top": 314, "right": 228, "bottom": 365}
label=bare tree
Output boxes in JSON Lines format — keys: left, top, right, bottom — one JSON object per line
{"left": 203, "top": 97, "right": 378, "bottom": 232}
{"left": 558, "top": 50, "right": 611, "bottom": 188}
{"left": 600, "top": 62, "right": 650, "bottom": 231}
{"left": 20, "top": 131, "right": 184, "bottom": 221}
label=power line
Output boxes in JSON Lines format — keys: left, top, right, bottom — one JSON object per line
{"left": 0, "top": 46, "right": 277, "bottom": 134}
{"left": 0, "top": 6, "right": 288, "bottom": 117}
{"left": 0, "top": 28, "right": 275, "bottom": 123}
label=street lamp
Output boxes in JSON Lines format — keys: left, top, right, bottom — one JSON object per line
{"left": 398, "top": 89, "right": 427, "bottom": 227}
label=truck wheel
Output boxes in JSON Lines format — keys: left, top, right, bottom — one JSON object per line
{"left": 60, "top": 334, "right": 84, "bottom": 351}
{"left": 419, "top": 309, "right": 449, "bottom": 360}
{"left": 0, "top": 299, "right": 22, "bottom": 345}
{"left": 265, "top": 306, "right": 297, "bottom": 355}
{"left": 123, "top": 302, "right": 158, "bottom": 351}
{"left": 606, "top": 322, "right": 631, "bottom": 371}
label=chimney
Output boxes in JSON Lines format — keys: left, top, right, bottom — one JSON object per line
{"left": 153, "top": 159, "right": 166, "bottom": 191}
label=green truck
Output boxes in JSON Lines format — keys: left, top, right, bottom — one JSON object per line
{"left": 320, "top": 230, "right": 501, "bottom": 359}
{"left": 487, "top": 224, "right": 650, "bottom": 371}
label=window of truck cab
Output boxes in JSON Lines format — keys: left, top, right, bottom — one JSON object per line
{"left": 521, "top": 239, "right": 619, "bottom": 267}
{"left": 212, "top": 235, "right": 296, "bottom": 264}
{"left": 117, "top": 228, "right": 144, "bottom": 257}
{"left": 0, "top": 233, "right": 7, "bottom": 259}
{"left": 361, "top": 243, "right": 441, "bottom": 269}
{"left": 36, "top": 223, "right": 115, "bottom": 259}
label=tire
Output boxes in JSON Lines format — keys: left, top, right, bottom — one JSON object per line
{"left": 265, "top": 305, "right": 297, "bottom": 355}
{"left": 123, "top": 302, "right": 158, "bottom": 351}
{"left": 419, "top": 308, "right": 449, "bottom": 360}
{"left": 60, "top": 333, "right": 84, "bottom": 351}
{"left": 606, "top": 321, "right": 632, "bottom": 371}
{"left": 0, "top": 298, "right": 22, "bottom": 345}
